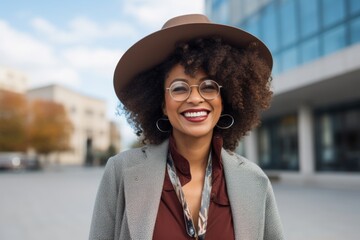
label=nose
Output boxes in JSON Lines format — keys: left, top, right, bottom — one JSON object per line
{"left": 186, "top": 86, "right": 204, "bottom": 104}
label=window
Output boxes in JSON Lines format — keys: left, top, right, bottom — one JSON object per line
{"left": 315, "top": 105, "right": 360, "bottom": 172}
{"left": 85, "top": 109, "right": 94, "bottom": 116}
{"left": 258, "top": 115, "right": 299, "bottom": 171}
{"left": 211, "top": 0, "right": 230, "bottom": 24}
{"left": 350, "top": 0, "right": 360, "bottom": 15}
{"left": 258, "top": 127, "right": 271, "bottom": 168}
{"left": 244, "top": 13, "right": 261, "bottom": 37}
{"left": 281, "top": 47, "right": 298, "bottom": 72}
{"left": 260, "top": 3, "right": 279, "bottom": 52}
{"left": 300, "top": 37, "right": 320, "bottom": 64}
{"left": 70, "top": 106, "right": 77, "bottom": 114}
{"left": 243, "top": 0, "right": 261, "bottom": 18}
{"left": 276, "top": 115, "right": 299, "bottom": 170}
{"left": 323, "top": 25, "right": 346, "bottom": 56}
{"left": 299, "top": 0, "right": 319, "bottom": 38}
{"left": 350, "top": 16, "right": 360, "bottom": 44}
{"left": 322, "top": 0, "right": 346, "bottom": 28}
{"left": 279, "top": 0, "right": 298, "bottom": 47}
{"left": 272, "top": 54, "right": 281, "bottom": 76}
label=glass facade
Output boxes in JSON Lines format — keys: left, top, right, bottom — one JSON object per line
{"left": 350, "top": 16, "right": 360, "bottom": 43}
{"left": 226, "top": 0, "right": 360, "bottom": 75}
{"left": 315, "top": 104, "right": 360, "bottom": 172}
{"left": 258, "top": 115, "right": 299, "bottom": 171}
{"left": 207, "top": 0, "right": 360, "bottom": 173}
{"left": 299, "top": 0, "right": 319, "bottom": 38}
{"left": 207, "top": 0, "right": 230, "bottom": 24}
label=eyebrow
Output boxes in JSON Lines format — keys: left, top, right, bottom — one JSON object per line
{"left": 168, "top": 76, "right": 210, "bottom": 85}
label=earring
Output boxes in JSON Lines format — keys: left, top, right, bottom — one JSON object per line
{"left": 156, "top": 118, "right": 171, "bottom": 133}
{"left": 216, "top": 114, "right": 234, "bottom": 129}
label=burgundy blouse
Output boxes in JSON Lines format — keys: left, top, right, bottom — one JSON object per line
{"left": 152, "top": 135, "right": 235, "bottom": 239}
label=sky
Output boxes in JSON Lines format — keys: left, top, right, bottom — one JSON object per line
{"left": 0, "top": 0, "right": 204, "bottom": 148}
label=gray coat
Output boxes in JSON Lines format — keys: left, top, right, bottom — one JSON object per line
{"left": 89, "top": 140, "right": 284, "bottom": 240}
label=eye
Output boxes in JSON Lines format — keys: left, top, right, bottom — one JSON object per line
{"left": 200, "top": 80, "right": 218, "bottom": 93}
{"left": 170, "top": 82, "right": 189, "bottom": 95}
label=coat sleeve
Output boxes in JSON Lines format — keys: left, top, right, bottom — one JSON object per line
{"left": 263, "top": 181, "right": 285, "bottom": 240}
{"left": 89, "top": 157, "right": 118, "bottom": 240}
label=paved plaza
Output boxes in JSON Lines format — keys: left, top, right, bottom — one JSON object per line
{"left": 0, "top": 166, "right": 359, "bottom": 240}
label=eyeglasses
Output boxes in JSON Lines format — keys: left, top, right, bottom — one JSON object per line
{"left": 166, "top": 80, "right": 222, "bottom": 101}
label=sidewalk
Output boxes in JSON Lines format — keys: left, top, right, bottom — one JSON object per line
{"left": 0, "top": 167, "right": 359, "bottom": 240}
{"left": 273, "top": 182, "right": 360, "bottom": 240}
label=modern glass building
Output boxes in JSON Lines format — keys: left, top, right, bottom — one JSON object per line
{"left": 206, "top": 0, "right": 360, "bottom": 185}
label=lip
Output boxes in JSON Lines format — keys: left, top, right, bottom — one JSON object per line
{"left": 181, "top": 108, "right": 210, "bottom": 122}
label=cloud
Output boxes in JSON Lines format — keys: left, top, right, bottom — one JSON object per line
{"left": 62, "top": 47, "right": 122, "bottom": 75}
{"left": 29, "top": 67, "right": 81, "bottom": 87}
{"left": 31, "top": 17, "right": 138, "bottom": 44}
{"left": 0, "top": 20, "right": 57, "bottom": 66}
{"left": 123, "top": 0, "right": 204, "bottom": 29}
{"left": 0, "top": 20, "right": 81, "bottom": 87}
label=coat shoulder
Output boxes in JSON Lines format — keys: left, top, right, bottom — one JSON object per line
{"left": 223, "top": 150, "right": 270, "bottom": 183}
{"left": 110, "top": 146, "right": 147, "bottom": 169}
{"left": 109, "top": 140, "right": 169, "bottom": 170}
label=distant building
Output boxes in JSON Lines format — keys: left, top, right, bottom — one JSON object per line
{"left": 0, "top": 67, "right": 27, "bottom": 93}
{"left": 109, "top": 121, "right": 121, "bottom": 152}
{"left": 27, "top": 84, "right": 115, "bottom": 165}
{"left": 207, "top": 0, "right": 360, "bottom": 186}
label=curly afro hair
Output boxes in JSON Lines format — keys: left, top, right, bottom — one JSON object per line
{"left": 118, "top": 36, "right": 272, "bottom": 151}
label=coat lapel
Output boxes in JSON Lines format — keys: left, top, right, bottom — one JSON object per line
{"left": 222, "top": 150, "right": 260, "bottom": 240}
{"left": 124, "top": 140, "right": 169, "bottom": 240}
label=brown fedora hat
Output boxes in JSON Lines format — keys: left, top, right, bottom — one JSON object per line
{"left": 114, "top": 14, "right": 272, "bottom": 102}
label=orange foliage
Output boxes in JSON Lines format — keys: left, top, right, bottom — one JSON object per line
{"left": 28, "top": 99, "right": 73, "bottom": 155}
{"left": 0, "top": 90, "right": 28, "bottom": 151}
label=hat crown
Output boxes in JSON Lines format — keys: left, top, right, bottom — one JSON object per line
{"left": 162, "top": 14, "right": 211, "bottom": 29}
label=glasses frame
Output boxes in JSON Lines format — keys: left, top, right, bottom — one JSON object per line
{"left": 166, "top": 79, "right": 222, "bottom": 102}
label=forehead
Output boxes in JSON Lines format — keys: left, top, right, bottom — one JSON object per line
{"left": 165, "top": 64, "right": 207, "bottom": 85}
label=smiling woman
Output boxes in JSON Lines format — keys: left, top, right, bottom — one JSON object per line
{"left": 89, "top": 14, "right": 284, "bottom": 240}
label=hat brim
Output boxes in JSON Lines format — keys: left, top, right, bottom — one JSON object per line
{"left": 114, "top": 22, "right": 272, "bottom": 103}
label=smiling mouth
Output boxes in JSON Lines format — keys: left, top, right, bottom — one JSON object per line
{"left": 182, "top": 111, "right": 208, "bottom": 118}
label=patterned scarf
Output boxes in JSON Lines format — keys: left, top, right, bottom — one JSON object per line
{"left": 167, "top": 152, "right": 212, "bottom": 240}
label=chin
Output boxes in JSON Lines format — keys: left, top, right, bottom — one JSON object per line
{"left": 183, "top": 128, "right": 214, "bottom": 139}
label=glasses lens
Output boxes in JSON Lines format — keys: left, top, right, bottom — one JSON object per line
{"left": 200, "top": 80, "right": 220, "bottom": 99}
{"left": 170, "top": 82, "right": 190, "bottom": 101}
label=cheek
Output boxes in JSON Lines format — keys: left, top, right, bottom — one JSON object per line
{"left": 215, "top": 98, "right": 223, "bottom": 113}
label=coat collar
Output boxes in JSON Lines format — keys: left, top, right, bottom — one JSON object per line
{"left": 123, "top": 140, "right": 257, "bottom": 240}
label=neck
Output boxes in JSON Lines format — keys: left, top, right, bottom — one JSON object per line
{"left": 172, "top": 133, "right": 212, "bottom": 170}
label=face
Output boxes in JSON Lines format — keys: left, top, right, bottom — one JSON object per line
{"left": 163, "top": 64, "right": 223, "bottom": 141}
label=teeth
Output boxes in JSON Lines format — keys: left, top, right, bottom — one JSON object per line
{"left": 184, "top": 111, "right": 207, "bottom": 118}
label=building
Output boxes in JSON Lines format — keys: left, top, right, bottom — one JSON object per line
{"left": 206, "top": 0, "right": 360, "bottom": 186}
{"left": 27, "top": 85, "right": 113, "bottom": 165}
{"left": 109, "top": 120, "right": 122, "bottom": 153}
{"left": 0, "top": 67, "right": 27, "bottom": 93}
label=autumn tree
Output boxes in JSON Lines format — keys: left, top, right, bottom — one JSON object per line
{"left": 0, "top": 90, "right": 28, "bottom": 151}
{"left": 28, "top": 99, "right": 73, "bottom": 156}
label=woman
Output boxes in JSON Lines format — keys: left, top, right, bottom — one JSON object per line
{"left": 89, "top": 14, "right": 284, "bottom": 240}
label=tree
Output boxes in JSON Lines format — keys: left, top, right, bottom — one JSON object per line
{"left": 0, "top": 90, "right": 28, "bottom": 151}
{"left": 28, "top": 99, "right": 73, "bottom": 156}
